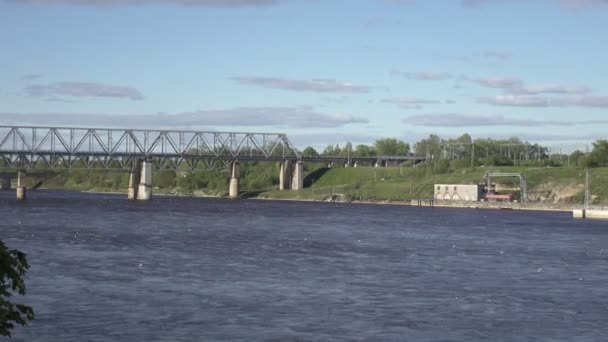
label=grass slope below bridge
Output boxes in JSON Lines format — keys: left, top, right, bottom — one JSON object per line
{"left": 258, "top": 166, "right": 608, "bottom": 205}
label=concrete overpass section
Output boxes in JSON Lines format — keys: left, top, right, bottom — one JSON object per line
{"left": 0, "top": 125, "right": 425, "bottom": 200}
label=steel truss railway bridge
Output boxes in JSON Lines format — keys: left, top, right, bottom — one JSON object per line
{"left": 0, "top": 125, "right": 426, "bottom": 200}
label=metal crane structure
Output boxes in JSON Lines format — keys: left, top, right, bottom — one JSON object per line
{"left": 483, "top": 172, "right": 528, "bottom": 202}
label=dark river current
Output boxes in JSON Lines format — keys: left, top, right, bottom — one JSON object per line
{"left": 1, "top": 190, "right": 607, "bottom": 341}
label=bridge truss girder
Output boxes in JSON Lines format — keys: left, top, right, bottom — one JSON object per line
{"left": 0, "top": 126, "right": 300, "bottom": 171}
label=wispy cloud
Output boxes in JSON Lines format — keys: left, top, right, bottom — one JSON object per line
{"left": 22, "top": 74, "right": 43, "bottom": 81}
{"left": 3, "top": 0, "right": 283, "bottom": 7}
{"left": 25, "top": 82, "right": 144, "bottom": 100}
{"left": 391, "top": 70, "right": 452, "bottom": 81}
{"left": 362, "top": 16, "right": 385, "bottom": 29}
{"left": 403, "top": 113, "right": 608, "bottom": 127}
{"left": 44, "top": 97, "right": 77, "bottom": 103}
{"left": 465, "top": 75, "right": 592, "bottom": 95}
{"left": 479, "top": 95, "right": 608, "bottom": 108}
{"left": 565, "top": 96, "right": 608, "bottom": 107}
{"left": 461, "top": 0, "right": 608, "bottom": 8}
{"left": 478, "top": 95, "right": 549, "bottom": 107}
{"left": 511, "top": 84, "right": 591, "bottom": 95}
{"left": 558, "top": 0, "right": 608, "bottom": 8}
{"left": 461, "top": 0, "right": 522, "bottom": 7}
{"left": 482, "top": 50, "right": 512, "bottom": 60}
{"left": 463, "top": 76, "right": 523, "bottom": 89}
{"left": 0, "top": 106, "right": 368, "bottom": 129}
{"left": 382, "top": 97, "right": 443, "bottom": 109}
{"left": 380, "top": 0, "right": 417, "bottom": 5}
{"left": 230, "top": 76, "right": 370, "bottom": 93}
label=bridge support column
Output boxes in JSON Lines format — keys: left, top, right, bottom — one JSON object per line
{"left": 16, "top": 171, "right": 26, "bottom": 201}
{"left": 127, "top": 169, "right": 140, "bottom": 201}
{"left": 279, "top": 160, "right": 292, "bottom": 190}
{"left": 375, "top": 160, "right": 387, "bottom": 168}
{"left": 229, "top": 161, "right": 240, "bottom": 199}
{"left": 137, "top": 161, "right": 152, "bottom": 201}
{"left": 291, "top": 161, "right": 304, "bottom": 191}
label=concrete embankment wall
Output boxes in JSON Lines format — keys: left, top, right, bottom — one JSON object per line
{"left": 411, "top": 199, "right": 581, "bottom": 212}
{"left": 573, "top": 209, "right": 608, "bottom": 219}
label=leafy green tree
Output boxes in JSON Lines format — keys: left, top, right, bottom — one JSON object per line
{"left": 374, "top": 138, "right": 409, "bottom": 155}
{"left": 302, "top": 146, "right": 319, "bottom": 158}
{"left": 322, "top": 144, "right": 335, "bottom": 156}
{"left": 414, "top": 134, "right": 442, "bottom": 158}
{"left": 354, "top": 144, "right": 376, "bottom": 156}
{"left": 589, "top": 139, "right": 608, "bottom": 167}
{"left": 341, "top": 142, "right": 353, "bottom": 157}
{"left": 1, "top": 240, "right": 34, "bottom": 337}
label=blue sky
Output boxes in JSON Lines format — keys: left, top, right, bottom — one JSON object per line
{"left": 1, "top": 0, "right": 607, "bottom": 149}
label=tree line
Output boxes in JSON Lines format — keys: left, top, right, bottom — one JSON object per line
{"left": 301, "top": 134, "right": 608, "bottom": 168}
{"left": 302, "top": 138, "right": 410, "bottom": 158}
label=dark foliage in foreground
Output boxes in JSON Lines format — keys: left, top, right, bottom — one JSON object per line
{"left": 0, "top": 240, "right": 34, "bottom": 338}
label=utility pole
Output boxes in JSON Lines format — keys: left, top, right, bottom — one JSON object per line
{"left": 471, "top": 143, "right": 475, "bottom": 168}
{"left": 347, "top": 144, "right": 351, "bottom": 165}
{"left": 584, "top": 169, "right": 590, "bottom": 209}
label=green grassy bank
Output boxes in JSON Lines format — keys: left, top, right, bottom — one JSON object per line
{"left": 12, "top": 163, "right": 608, "bottom": 205}
{"left": 259, "top": 166, "right": 608, "bottom": 205}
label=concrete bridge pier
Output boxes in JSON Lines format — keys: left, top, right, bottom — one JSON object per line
{"left": 137, "top": 161, "right": 153, "bottom": 201}
{"left": 279, "top": 160, "right": 292, "bottom": 190}
{"left": 375, "top": 160, "right": 387, "bottom": 168}
{"left": 127, "top": 163, "right": 141, "bottom": 201}
{"left": 279, "top": 160, "right": 304, "bottom": 191}
{"left": 229, "top": 161, "right": 240, "bottom": 199}
{"left": 291, "top": 161, "right": 304, "bottom": 191}
{"left": 16, "top": 171, "right": 26, "bottom": 201}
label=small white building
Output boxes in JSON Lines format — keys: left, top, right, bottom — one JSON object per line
{"left": 434, "top": 184, "right": 481, "bottom": 202}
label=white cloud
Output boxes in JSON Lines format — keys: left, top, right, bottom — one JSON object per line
{"left": 3, "top": 0, "right": 282, "bottom": 6}
{"left": 382, "top": 97, "right": 442, "bottom": 109}
{"left": 0, "top": 106, "right": 368, "bottom": 129}
{"left": 25, "top": 82, "right": 144, "bottom": 101}
{"left": 391, "top": 70, "right": 452, "bottom": 81}
{"left": 230, "top": 76, "right": 370, "bottom": 94}
{"left": 479, "top": 95, "right": 608, "bottom": 107}
{"left": 403, "top": 113, "right": 566, "bottom": 127}
{"left": 403, "top": 113, "right": 608, "bottom": 127}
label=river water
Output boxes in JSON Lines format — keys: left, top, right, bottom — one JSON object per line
{"left": 1, "top": 190, "right": 607, "bottom": 341}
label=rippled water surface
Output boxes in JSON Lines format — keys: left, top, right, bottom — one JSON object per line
{"left": 1, "top": 190, "right": 607, "bottom": 341}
